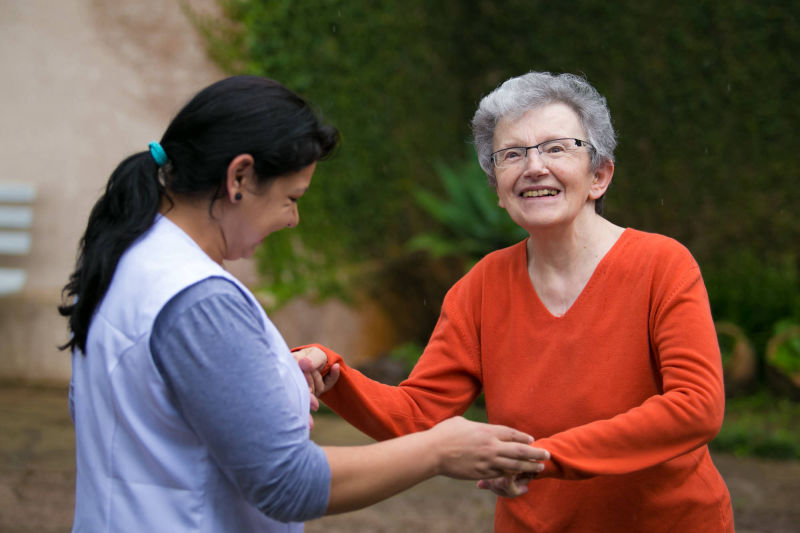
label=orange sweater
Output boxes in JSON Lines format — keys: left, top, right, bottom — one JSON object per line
{"left": 317, "top": 229, "right": 734, "bottom": 532}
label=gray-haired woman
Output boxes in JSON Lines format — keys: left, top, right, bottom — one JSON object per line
{"left": 308, "top": 71, "right": 735, "bottom": 532}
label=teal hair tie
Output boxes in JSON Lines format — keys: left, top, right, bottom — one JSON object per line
{"left": 148, "top": 141, "right": 168, "bottom": 166}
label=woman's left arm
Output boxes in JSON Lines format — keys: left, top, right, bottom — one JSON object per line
{"left": 534, "top": 262, "right": 725, "bottom": 480}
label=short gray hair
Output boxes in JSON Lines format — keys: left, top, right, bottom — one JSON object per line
{"left": 472, "top": 72, "right": 616, "bottom": 189}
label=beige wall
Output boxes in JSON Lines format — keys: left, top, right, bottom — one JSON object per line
{"left": 0, "top": 0, "right": 228, "bottom": 382}
{"left": 0, "top": 0, "right": 395, "bottom": 383}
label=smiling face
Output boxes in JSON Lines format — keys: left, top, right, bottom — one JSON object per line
{"left": 492, "top": 103, "right": 612, "bottom": 233}
{"left": 222, "top": 161, "right": 316, "bottom": 261}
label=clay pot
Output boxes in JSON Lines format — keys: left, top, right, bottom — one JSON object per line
{"left": 715, "top": 321, "right": 756, "bottom": 396}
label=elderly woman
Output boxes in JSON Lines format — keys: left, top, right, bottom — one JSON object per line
{"left": 309, "top": 71, "right": 734, "bottom": 532}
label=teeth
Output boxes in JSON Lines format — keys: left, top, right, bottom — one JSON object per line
{"left": 522, "top": 189, "right": 558, "bottom": 198}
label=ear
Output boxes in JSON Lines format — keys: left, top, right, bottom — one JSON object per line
{"left": 588, "top": 159, "right": 614, "bottom": 201}
{"left": 225, "top": 154, "right": 256, "bottom": 203}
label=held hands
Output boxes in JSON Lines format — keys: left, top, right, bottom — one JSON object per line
{"left": 477, "top": 473, "right": 538, "bottom": 497}
{"left": 293, "top": 346, "right": 340, "bottom": 401}
{"left": 425, "top": 417, "right": 549, "bottom": 481}
{"left": 292, "top": 346, "right": 340, "bottom": 429}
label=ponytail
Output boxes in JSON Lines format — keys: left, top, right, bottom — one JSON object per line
{"left": 58, "top": 151, "right": 163, "bottom": 353}
{"left": 59, "top": 75, "right": 338, "bottom": 354}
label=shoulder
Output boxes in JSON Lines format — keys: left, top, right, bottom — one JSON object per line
{"left": 456, "top": 239, "right": 524, "bottom": 282}
{"left": 444, "top": 239, "right": 526, "bottom": 307}
{"left": 619, "top": 228, "right": 698, "bottom": 270}
{"left": 616, "top": 229, "right": 706, "bottom": 308}
{"left": 153, "top": 277, "right": 260, "bottom": 338}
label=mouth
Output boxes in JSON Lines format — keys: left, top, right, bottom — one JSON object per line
{"left": 520, "top": 188, "right": 559, "bottom": 198}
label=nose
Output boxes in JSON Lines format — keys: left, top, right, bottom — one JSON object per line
{"left": 523, "top": 148, "right": 548, "bottom": 174}
{"left": 286, "top": 204, "right": 299, "bottom": 228}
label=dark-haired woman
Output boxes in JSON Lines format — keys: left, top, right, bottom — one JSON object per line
{"left": 59, "top": 75, "right": 548, "bottom": 533}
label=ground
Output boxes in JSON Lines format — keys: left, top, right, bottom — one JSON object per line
{"left": 1, "top": 382, "right": 799, "bottom": 532}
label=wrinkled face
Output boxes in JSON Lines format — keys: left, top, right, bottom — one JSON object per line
{"left": 492, "top": 103, "right": 598, "bottom": 232}
{"left": 223, "top": 162, "right": 315, "bottom": 261}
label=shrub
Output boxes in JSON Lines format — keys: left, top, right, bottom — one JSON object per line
{"left": 193, "top": 1, "right": 800, "bottom": 374}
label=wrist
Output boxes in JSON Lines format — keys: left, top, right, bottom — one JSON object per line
{"left": 416, "top": 427, "right": 446, "bottom": 478}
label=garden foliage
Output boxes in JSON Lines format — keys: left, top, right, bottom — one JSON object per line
{"left": 197, "top": 0, "right": 800, "bottom": 382}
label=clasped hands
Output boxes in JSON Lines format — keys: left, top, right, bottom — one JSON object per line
{"left": 291, "top": 346, "right": 545, "bottom": 497}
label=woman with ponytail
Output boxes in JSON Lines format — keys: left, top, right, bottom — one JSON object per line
{"left": 59, "top": 76, "right": 547, "bottom": 533}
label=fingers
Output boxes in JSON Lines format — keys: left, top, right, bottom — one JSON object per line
{"left": 321, "top": 363, "right": 340, "bottom": 394}
{"left": 507, "top": 443, "right": 550, "bottom": 462}
{"left": 429, "top": 417, "right": 550, "bottom": 481}
{"left": 487, "top": 454, "right": 546, "bottom": 476}
{"left": 491, "top": 424, "right": 535, "bottom": 445}
{"left": 310, "top": 369, "right": 325, "bottom": 396}
{"left": 292, "top": 347, "right": 312, "bottom": 363}
{"left": 477, "top": 475, "right": 531, "bottom": 497}
{"left": 294, "top": 346, "right": 327, "bottom": 369}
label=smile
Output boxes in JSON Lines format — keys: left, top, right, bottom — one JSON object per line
{"left": 521, "top": 188, "right": 559, "bottom": 198}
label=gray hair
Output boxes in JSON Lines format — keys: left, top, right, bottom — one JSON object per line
{"left": 472, "top": 71, "right": 616, "bottom": 189}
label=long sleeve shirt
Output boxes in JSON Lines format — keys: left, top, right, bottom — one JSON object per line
{"left": 316, "top": 229, "right": 734, "bottom": 532}
{"left": 151, "top": 277, "right": 330, "bottom": 523}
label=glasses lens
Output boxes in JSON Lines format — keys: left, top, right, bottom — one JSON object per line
{"left": 539, "top": 139, "right": 574, "bottom": 157}
{"left": 494, "top": 147, "right": 525, "bottom": 167}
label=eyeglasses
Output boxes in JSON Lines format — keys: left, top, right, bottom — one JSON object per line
{"left": 490, "top": 138, "right": 593, "bottom": 168}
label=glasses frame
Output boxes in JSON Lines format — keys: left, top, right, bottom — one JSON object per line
{"left": 490, "top": 138, "right": 594, "bottom": 168}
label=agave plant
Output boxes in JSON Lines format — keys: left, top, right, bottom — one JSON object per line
{"left": 408, "top": 157, "right": 527, "bottom": 264}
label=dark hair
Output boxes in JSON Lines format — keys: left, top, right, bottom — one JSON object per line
{"left": 59, "top": 75, "right": 339, "bottom": 353}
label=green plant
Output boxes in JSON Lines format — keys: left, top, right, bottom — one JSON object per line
{"left": 408, "top": 157, "right": 527, "bottom": 265}
{"left": 195, "top": 0, "right": 471, "bottom": 305}
{"left": 388, "top": 342, "right": 425, "bottom": 374}
{"left": 190, "top": 0, "right": 800, "bottom": 370}
{"left": 767, "top": 321, "right": 800, "bottom": 377}
{"left": 711, "top": 390, "right": 800, "bottom": 460}
{"left": 705, "top": 252, "right": 800, "bottom": 381}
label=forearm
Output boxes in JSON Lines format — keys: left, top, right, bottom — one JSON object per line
{"left": 319, "top": 349, "right": 449, "bottom": 439}
{"left": 535, "top": 385, "right": 723, "bottom": 479}
{"left": 322, "top": 417, "right": 548, "bottom": 515}
{"left": 537, "top": 268, "right": 725, "bottom": 479}
{"left": 318, "top": 346, "right": 484, "bottom": 442}
{"left": 323, "top": 432, "right": 438, "bottom": 514}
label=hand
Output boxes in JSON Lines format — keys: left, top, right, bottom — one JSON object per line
{"left": 477, "top": 472, "right": 537, "bottom": 497}
{"left": 425, "top": 417, "right": 549, "bottom": 480}
{"left": 293, "top": 347, "right": 341, "bottom": 398}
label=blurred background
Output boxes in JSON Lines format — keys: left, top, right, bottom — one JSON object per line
{"left": 1, "top": 0, "right": 798, "bottom": 531}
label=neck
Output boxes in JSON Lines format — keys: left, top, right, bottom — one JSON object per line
{"left": 525, "top": 209, "right": 623, "bottom": 277}
{"left": 160, "top": 195, "right": 226, "bottom": 265}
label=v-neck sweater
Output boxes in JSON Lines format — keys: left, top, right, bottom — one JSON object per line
{"left": 317, "top": 228, "right": 734, "bottom": 532}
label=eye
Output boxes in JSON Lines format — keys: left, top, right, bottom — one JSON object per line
{"left": 541, "top": 140, "right": 569, "bottom": 154}
{"left": 501, "top": 148, "right": 523, "bottom": 162}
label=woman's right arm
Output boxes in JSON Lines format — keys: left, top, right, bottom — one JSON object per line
{"left": 323, "top": 416, "right": 548, "bottom": 515}
{"left": 302, "top": 277, "right": 486, "bottom": 441}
